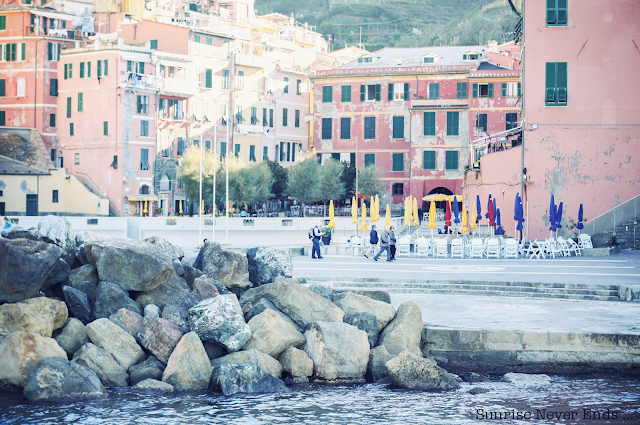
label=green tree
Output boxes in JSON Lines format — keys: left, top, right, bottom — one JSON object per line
{"left": 266, "top": 160, "right": 288, "bottom": 199}
{"left": 319, "top": 158, "right": 345, "bottom": 213}
{"left": 233, "top": 162, "right": 274, "bottom": 211}
{"left": 177, "top": 145, "right": 216, "bottom": 207}
{"left": 287, "top": 155, "right": 322, "bottom": 217}
{"left": 358, "top": 165, "right": 384, "bottom": 198}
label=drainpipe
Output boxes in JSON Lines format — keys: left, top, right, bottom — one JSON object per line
{"left": 520, "top": 0, "right": 526, "bottom": 240}
{"left": 34, "top": 38, "right": 45, "bottom": 133}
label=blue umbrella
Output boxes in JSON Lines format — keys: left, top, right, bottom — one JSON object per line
{"left": 493, "top": 197, "right": 497, "bottom": 223}
{"left": 453, "top": 196, "right": 460, "bottom": 224}
{"left": 556, "top": 202, "right": 563, "bottom": 229}
{"left": 476, "top": 194, "right": 482, "bottom": 223}
{"left": 514, "top": 193, "right": 521, "bottom": 221}
{"left": 486, "top": 194, "right": 492, "bottom": 218}
{"left": 577, "top": 204, "right": 584, "bottom": 229}
{"left": 549, "top": 195, "right": 556, "bottom": 232}
{"left": 495, "top": 208, "right": 504, "bottom": 235}
{"left": 516, "top": 202, "right": 524, "bottom": 231}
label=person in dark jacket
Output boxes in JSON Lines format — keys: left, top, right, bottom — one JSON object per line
{"left": 311, "top": 221, "right": 323, "bottom": 259}
{"left": 389, "top": 226, "right": 397, "bottom": 260}
{"left": 364, "top": 225, "right": 378, "bottom": 258}
{"left": 374, "top": 226, "right": 391, "bottom": 261}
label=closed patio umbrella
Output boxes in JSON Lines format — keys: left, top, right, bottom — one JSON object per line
{"left": 143, "top": 200, "right": 148, "bottom": 215}
{"left": 375, "top": 195, "right": 381, "bottom": 221}
{"left": 351, "top": 197, "right": 358, "bottom": 224}
{"left": 577, "top": 204, "right": 584, "bottom": 231}
{"left": 404, "top": 196, "right": 413, "bottom": 226}
{"left": 556, "top": 201, "right": 563, "bottom": 230}
{"left": 179, "top": 200, "right": 183, "bottom": 215}
{"left": 428, "top": 201, "right": 436, "bottom": 240}
{"left": 488, "top": 198, "right": 495, "bottom": 227}
{"left": 495, "top": 208, "right": 504, "bottom": 235}
{"left": 514, "top": 193, "right": 521, "bottom": 237}
{"left": 328, "top": 200, "right": 336, "bottom": 227}
{"left": 369, "top": 196, "right": 376, "bottom": 223}
{"left": 445, "top": 197, "right": 452, "bottom": 227}
{"left": 460, "top": 205, "right": 469, "bottom": 234}
{"left": 360, "top": 203, "right": 368, "bottom": 231}
{"left": 486, "top": 194, "right": 492, "bottom": 219}
{"left": 453, "top": 195, "right": 460, "bottom": 224}
{"left": 412, "top": 196, "right": 420, "bottom": 226}
{"left": 470, "top": 202, "right": 478, "bottom": 235}
{"left": 549, "top": 195, "right": 556, "bottom": 234}
{"left": 476, "top": 194, "right": 482, "bottom": 223}
{"left": 385, "top": 204, "right": 391, "bottom": 227}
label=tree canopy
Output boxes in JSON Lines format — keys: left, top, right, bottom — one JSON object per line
{"left": 319, "top": 158, "right": 346, "bottom": 202}
{"left": 287, "top": 155, "right": 322, "bottom": 212}
{"left": 358, "top": 165, "right": 384, "bottom": 198}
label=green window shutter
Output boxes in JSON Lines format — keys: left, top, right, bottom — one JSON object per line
{"left": 80, "top": 62, "right": 84, "bottom": 78}
{"left": 447, "top": 112, "right": 459, "bottom": 136}
{"left": 0, "top": 111, "right": 4, "bottom": 126}
{"left": 150, "top": 40, "right": 157, "bottom": 49}
{"left": 393, "top": 116, "right": 404, "bottom": 139}
{"left": 360, "top": 85, "right": 365, "bottom": 101}
{"left": 364, "top": 153, "right": 375, "bottom": 167}
{"left": 556, "top": 62, "right": 567, "bottom": 103}
{"left": 0, "top": 16, "right": 6, "bottom": 30}
{"left": 87, "top": 61, "right": 91, "bottom": 78}
{"left": 487, "top": 83, "right": 493, "bottom": 98}
{"left": 517, "top": 82, "right": 522, "bottom": 96}
{"left": 68, "top": 63, "right": 72, "bottom": 78}
{"left": 205, "top": 69, "right": 212, "bottom": 88}
{"left": 387, "top": 83, "right": 393, "bottom": 101}
{"left": 392, "top": 153, "right": 403, "bottom": 172}
{"left": 97, "top": 60, "right": 102, "bottom": 77}
{"left": 127, "top": 61, "right": 132, "bottom": 72}
{"left": 78, "top": 93, "right": 83, "bottom": 112}
{"left": 50, "top": 113, "right": 55, "bottom": 127}
{"left": 104, "top": 60, "right": 108, "bottom": 76}
{"left": 10, "top": 43, "right": 16, "bottom": 61}
{"left": 364, "top": 117, "right": 376, "bottom": 139}
{"left": 375, "top": 84, "right": 381, "bottom": 101}
{"left": 322, "top": 118, "right": 332, "bottom": 139}
{"left": 222, "top": 69, "right": 229, "bottom": 89}
{"left": 50, "top": 78, "right": 57, "bottom": 96}
{"left": 282, "top": 108, "right": 288, "bottom": 126}
{"left": 457, "top": 82, "right": 467, "bottom": 99}
{"left": 341, "top": 85, "right": 351, "bottom": 102}
{"left": 472, "top": 83, "right": 478, "bottom": 98}
{"left": 545, "top": 62, "right": 556, "bottom": 104}
{"left": 137, "top": 95, "right": 142, "bottom": 113}
{"left": 249, "top": 145, "right": 256, "bottom": 162}
{"left": 64, "top": 64, "right": 68, "bottom": 80}
{"left": 69, "top": 122, "right": 74, "bottom": 136}
{"left": 501, "top": 83, "right": 507, "bottom": 97}
{"left": 340, "top": 117, "right": 350, "bottom": 139}
{"left": 446, "top": 151, "right": 458, "bottom": 170}
{"left": 47, "top": 42, "right": 52, "bottom": 61}
{"left": 0, "top": 79, "right": 4, "bottom": 97}
{"left": 546, "top": 0, "right": 557, "bottom": 25}
{"left": 21, "top": 43, "right": 25, "bottom": 60}
{"left": 403, "top": 83, "right": 409, "bottom": 100}
{"left": 322, "top": 85, "right": 332, "bottom": 102}
{"left": 103, "top": 121, "right": 108, "bottom": 136}
{"left": 234, "top": 144, "right": 240, "bottom": 157}
{"left": 423, "top": 151, "right": 435, "bottom": 170}
{"left": 66, "top": 97, "right": 71, "bottom": 118}
{"left": 557, "top": 0, "right": 567, "bottom": 24}
{"left": 424, "top": 112, "right": 435, "bottom": 136}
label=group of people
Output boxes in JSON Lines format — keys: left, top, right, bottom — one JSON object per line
{"left": 365, "top": 224, "right": 397, "bottom": 262}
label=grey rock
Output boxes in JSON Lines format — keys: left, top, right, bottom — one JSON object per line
{"left": 460, "top": 372, "right": 489, "bottom": 383}
{"left": 162, "top": 332, "right": 213, "bottom": 390}
{"left": 91, "top": 281, "right": 142, "bottom": 321}
{"left": 244, "top": 309, "right": 306, "bottom": 358}
{"left": 55, "top": 318, "right": 89, "bottom": 357}
{"left": 309, "top": 283, "right": 334, "bottom": 301}
{"left": 334, "top": 291, "right": 395, "bottom": 329}
{"left": 143, "top": 236, "right": 185, "bottom": 261}
{"left": 133, "top": 378, "right": 174, "bottom": 393}
{"left": 244, "top": 298, "right": 303, "bottom": 333}
{"left": 191, "top": 275, "right": 220, "bottom": 301}
{"left": 135, "top": 276, "right": 191, "bottom": 310}
{"left": 36, "top": 215, "right": 76, "bottom": 265}
{"left": 278, "top": 347, "right": 313, "bottom": 378}
{"left": 1, "top": 225, "right": 39, "bottom": 241}
{"left": 193, "top": 242, "right": 251, "bottom": 290}
{"left": 42, "top": 258, "right": 70, "bottom": 289}
{"left": 344, "top": 312, "right": 380, "bottom": 348}
{"left": 334, "top": 289, "right": 392, "bottom": 304}
{"left": 188, "top": 296, "right": 251, "bottom": 352}
{"left": 62, "top": 286, "right": 93, "bottom": 324}
{"left": 210, "top": 362, "right": 289, "bottom": 395}
{"left": 469, "top": 386, "right": 490, "bottom": 394}
{"left": 181, "top": 265, "right": 205, "bottom": 289}
{"left": 23, "top": 357, "right": 106, "bottom": 402}
{"left": 84, "top": 238, "right": 175, "bottom": 292}
{"left": 366, "top": 345, "right": 394, "bottom": 382}
{"left": 203, "top": 341, "right": 227, "bottom": 360}
{"left": 162, "top": 304, "right": 191, "bottom": 333}
{"left": 128, "top": 355, "right": 165, "bottom": 385}
{"left": 144, "top": 304, "right": 161, "bottom": 320}
{"left": 451, "top": 374, "right": 463, "bottom": 383}
{"left": 72, "top": 343, "right": 129, "bottom": 387}
{"left": 173, "top": 260, "right": 185, "bottom": 277}
{"left": 136, "top": 317, "right": 185, "bottom": 364}
{"left": 68, "top": 265, "right": 99, "bottom": 290}
{"left": 500, "top": 373, "right": 552, "bottom": 385}
{"left": 0, "top": 238, "right": 64, "bottom": 303}
{"left": 86, "top": 318, "right": 145, "bottom": 370}
{"left": 385, "top": 351, "right": 460, "bottom": 391}
{"left": 377, "top": 301, "right": 423, "bottom": 356}
{"left": 304, "top": 321, "right": 369, "bottom": 382}
{"left": 68, "top": 280, "right": 98, "bottom": 301}
{"left": 74, "top": 231, "right": 107, "bottom": 266}
{"left": 109, "top": 308, "right": 144, "bottom": 339}
{"left": 0, "top": 297, "right": 68, "bottom": 338}
{"left": 211, "top": 349, "right": 283, "bottom": 379}
{"left": 220, "top": 293, "right": 244, "bottom": 317}
{"left": 246, "top": 247, "right": 293, "bottom": 286}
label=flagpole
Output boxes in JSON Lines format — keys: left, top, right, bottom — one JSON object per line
{"left": 213, "top": 102, "right": 217, "bottom": 243}
{"left": 198, "top": 118, "right": 202, "bottom": 245}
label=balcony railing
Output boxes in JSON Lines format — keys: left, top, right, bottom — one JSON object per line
{"left": 27, "top": 25, "right": 80, "bottom": 39}
{"left": 410, "top": 98, "right": 470, "bottom": 108}
{"left": 160, "top": 78, "right": 198, "bottom": 97}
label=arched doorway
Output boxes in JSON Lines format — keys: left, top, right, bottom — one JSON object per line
{"left": 425, "top": 187, "right": 453, "bottom": 211}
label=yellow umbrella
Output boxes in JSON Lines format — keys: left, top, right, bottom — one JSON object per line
{"left": 143, "top": 200, "right": 148, "bottom": 214}
{"left": 460, "top": 205, "right": 469, "bottom": 234}
{"left": 351, "top": 197, "right": 358, "bottom": 224}
{"left": 385, "top": 204, "right": 391, "bottom": 227}
{"left": 404, "top": 197, "right": 412, "bottom": 226}
{"left": 470, "top": 203, "right": 478, "bottom": 230}
{"left": 428, "top": 201, "right": 436, "bottom": 229}
{"left": 374, "top": 194, "right": 380, "bottom": 220}
{"left": 179, "top": 200, "right": 183, "bottom": 214}
{"left": 423, "top": 194, "right": 450, "bottom": 202}
{"left": 412, "top": 196, "right": 420, "bottom": 226}
{"left": 201, "top": 202, "right": 205, "bottom": 214}
{"left": 369, "top": 196, "right": 377, "bottom": 223}
{"left": 360, "top": 203, "right": 368, "bottom": 231}
{"left": 328, "top": 200, "right": 336, "bottom": 227}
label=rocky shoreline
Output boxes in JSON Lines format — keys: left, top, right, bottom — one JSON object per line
{"left": 1, "top": 216, "right": 549, "bottom": 402}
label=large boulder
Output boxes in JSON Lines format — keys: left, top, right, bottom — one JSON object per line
{"left": 54, "top": 318, "right": 89, "bottom": 357}
{"left": 0, "top": 297, "right": 68, "bottom": 338}
{"left": 500, "top": 373, "right": 552, "bottom": 385}
{"left": 133, "top": 378, "right": 174, "bottom": 393}
{"left": 36, "top": 215, "right": 76, "bottom": 265}
{"left": 109, "top": 308, "right": 144, "bottom": 339}
{"left": 84, "top": 238, "right": 175, "bottom": 292}
{"left": 188, "top": 296, "right": 251, "bottom": 352}
{"left": 62, "top": 286, "right": 93, "bottom": 324}
{"left": 182, "top": 265, "right": 205, "bottom": 289}
{"left": 304, "top": 321, "right": 369, "bottom": 382}
{"left": 203, "top": 342, "right": 227, "bottom": 360}
{"left": 23, "top": 357, "right": 106, "bottom": 402}
{"left": 75, "top": 231, "right": 107, "bottom": 266}
{"left": 68, "top": 265, "right": 99, "bottom": 291}
{"left": 72, "top": 343, "right": 129, "bottom": 387}
{"left": 211, "top": 349, "right": 283, "bottom": 379}
{"left": 210, "top": 362, "right": 289, "bottom": 395}
{"left": 309, "top": 283, "right": 334, "bottom": 301}
{"left": 143, "top": 236, "right": 184, "bottom": 261}
{"left": 385, "top": 351, "right": 460, "bottom": 391}
{"left": 333, "top": 291, "right": 395, "bottom": 329}
{"left": 42, "top": 258, "right": 70, "bottom": 289}
{"left": 243, "top": 309, "right": 305, "bottom": 358}
{"left": 85, "top": 318, "right": 145, "bottom": 370}
{"left": 278, "top": 347, "right": 313, "bottom": 380}
{"left": 366, "top": 345, "right": 394, "bottom": 382}
{"left": 343, "top": 312, "right": 380, "bottom": 348}
{"left": 0, "top": 238, "right": 64, "bottom": 303}
{"left": 193, "top": 242, "right": 251, "bottom": 290}
{"left": 246, "top": 247, "right": 293, "bottom": 286}
{"left": 1, "top": 225, "right": 39, "bottom": 241}
{"left": 136, "top": 317, "right": 185, "bottom": 364}
{"left": 241, "top": 277, "right": 344, "bottom": 329}
{"left": 128, "top": 355, "right": 165, "bottom": 385}
{"left": 244, "top": 298, "right": 303, "bottom": 333}
{"left": 0, "top": 331, "right": 67, "bottom": 392}
{"left": 162, "top": 292, "right": 199, "bottom": 333}
{"left": 135, "top": 276, "right": 191, "bottom": 309}
{"left": 333, "top": 289, "right": 392, "bottom": 304}
{"left": 191, "top": 275, "right": 220, "bottom": 301}
{"left": 91, "top": 281, "right": 142, "bottom": 321}
{"left": 220, "top": 293, "right": 244, "bottom": 317}
{"left": 173, "top": 260, "right": 185, "bottom": 277}
{"left": 162, "top": 332, "right": 213, "bottom": 390}
{"left": 377, "top": 301, "right": 423, "bottom": 356}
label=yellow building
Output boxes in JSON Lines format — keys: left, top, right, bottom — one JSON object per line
{"left": 93, "top": 0, "right": 146, "bottom": 21}
{"left": 0, "top": 155, "right": 108, "bottom": 216}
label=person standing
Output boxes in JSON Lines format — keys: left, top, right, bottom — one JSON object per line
{"left": 311, "top": 221, "right": 323, "bottom": 259}
{"left": 389, "top": 226, "right": 397, "bottom": 260}
{"left": 364, "top": 224, "right": 378, "bottom": 258}
{"left": 374, "top": 225, "right": 391, "bottom": 262}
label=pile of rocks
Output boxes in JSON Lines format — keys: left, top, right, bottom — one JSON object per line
{"left": 0, "top": 217, "right": 460, "bottom": 402}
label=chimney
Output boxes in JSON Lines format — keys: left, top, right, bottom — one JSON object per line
{"left": 488, "top": 40, "right": 498, "bottom": 53}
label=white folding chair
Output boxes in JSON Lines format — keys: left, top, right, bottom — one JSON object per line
{"left": 556, "top": 237, "right": 572, "bottom": 257}
{"left": 415, "top": 238, "right": 429, "bottom": 257}
{"left": 548, "top": 239, "right": 563, "bottom": 259}
{"left": 350, "top": 236, "right": 363, "bottom": 247}
{"left": 434, "top": 239, "right": 448, "bottom": 258}
{"left": 568, "top": 238, "right": 582, "bottom": 256}
{"left": 451, "top": 239, "right": 464, "bottom": 258}
{"left": 504, "top": 238, "right": 518, "bottom": 259}
{"left": 578, "top": 234, "right": 593, "bottom": 249}
{"left": 469, "top": 238, "right": 484, "bottom": 258}
{"left": 486, "top": 238, "right": 500, "bottom": 258}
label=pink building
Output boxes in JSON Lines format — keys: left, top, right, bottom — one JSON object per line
{"left": 465, "top": 1, "right": 640, "bottom": 239}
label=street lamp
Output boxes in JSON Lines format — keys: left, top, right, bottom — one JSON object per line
{"left": 191, "top": 115, "right": 203, "bottom": 244}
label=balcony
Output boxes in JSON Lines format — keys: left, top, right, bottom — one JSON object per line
{"left": 235, "top": 54, "right": 271, "bottom": 69}
{"left": 160, "top": 78, "right": 198, "bottom": 97}
{"left": 26, "top": 26, "right": 80, "bottom": 40}
{"left": 121, "top": 72, "right": 160, "bottom": 91}
{"left": 410, "top": 98, "right": 469, "bottom": 109}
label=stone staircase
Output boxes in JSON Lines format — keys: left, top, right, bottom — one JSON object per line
{"left": 303, "top": 276, "right": 620, "bottom": 302}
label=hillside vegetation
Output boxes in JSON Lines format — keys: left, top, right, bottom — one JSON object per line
{"left": 255, "top": 0, "right": 520, "bottom": 51}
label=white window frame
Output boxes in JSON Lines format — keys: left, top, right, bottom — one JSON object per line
{"left": 506, "top": 82, "right": 519, "bottom": 97}
{"left": 139, "top": 95, "right": 149, "bottom": 114}
{"left": 393, "top": 83, "right": 404, "bottom": 101}
{"left": 478, "top": 83, "right": 490, "bottom": 98}
{"left": 16, "top": 77, "right": 26, "bottom": 97}
{"left": 365, "top": 84, "right": 376, "bottom": 102}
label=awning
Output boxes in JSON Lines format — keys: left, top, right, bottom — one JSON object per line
{"left": 126, "top": 195, "right": 159, "bottom": 202}
{"left": 30, "top": 10, "right": 75, "bottom": 21}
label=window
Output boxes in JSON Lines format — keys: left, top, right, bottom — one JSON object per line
{"left": 341, "top": 85, "right": 351, "bottom": 102}
{"left": 476, "top": 113, "right": 487, "bottom": 132}
{"left": 392, "top": 116, "right": 404, "bottom": 139}
{"left": 205, "top": 140, "right": 211, "bottom": 151}
{"left": 223, "top": 40, "right": 230, "bottom": 59}
{"left": 102, "top": 60, "right": 108, "bottom": 76}
{"left": 74, "top": 153, "right": 79, "bottom": 164}
{"left": 222, "top": 70, "right": 229, "bottom": 89}
{"left": 263, "top": 146, "right": 268, "bottom": 161}
{"left": 336, "top": 117, "right": 350, "bottom": 140}
{"left": 77, "top": 92, "right": 83, "bottom": 111}
{"left": 262, "top": 108, "right": 267, "bottom": 126}
{"left": 364, "top": 153, "right": 375, "bottom": 167}
{"left": 235, "top": 106, "right": 245, "bottom": 124}
{"left": 16, "top": 78, "right": 25, "bottom": 97}
{"left": 388, "top": 83, "right": 409, "bottom": 101}
{"left": 205, "top": 69, "right": 212, "bottom": 88}
{"left": 127, "top": 61, "right": 144, "bottom": 74}
{"left": 392, "top": 153, "right": 403, "bottom": 172}
{"left": 282, "top": 108, "right": 288, "bottom": 126}
{"left": 545, "top": 62, "right": 567, "bottom": 106}
{"left": 392, "top": 183, "right": 404, "bottom": 196}
{"left": 0, "top": 79, "right": 4, "bottom": 97}
{"left": 140, "top": 120, "right": 149, "bottom": 136}
{"left": 502, "top": 82, "right": 521, "bottom": 97}
{"left": 506, "top": 113, "right": 518, "bottom": 130}
{"left": 177, "top": 138, "right": 184, "bottom": 156}
{"left": 456, "top": 82, "right": 467, "bottom": 99}
{"left": 251, "top": 107, "right": 259, "bottom": 125}
{"left": 269, "top": 109, "right": 273, "bottom": 127}
{"left": 360, "top": 84, "right": 381, "bottom": 101}
{"left": 322, "top": 86, "right": 332, "bottom": 103}
{"left": 446, "top": 112, "right": 459, "bottom": 136}
{"left": 52, "top": 190, "right": 58, "bottom": 203}
{"left": 47, "top": 42, "right": 60, "bottom": 61}
{"left": 423, "top": 56, "right": 435, "bottom": 64}
{"left": 150, "top": 40, "right": 157, "bottom": 49}
{"left": 249, "top": 145, "right": 256, "bottom": 162}
{"left": 237, "top": 70, "right": 244, "bottom": 89}
{"left": 97, "top": 60, "right": 102, "bottom": 77}
{"left": 50, "top": 78, "right": 57, "bottom": 96}
{"left": 193, "top": 34, "right": 200, "bottom": 43}
{"left": 140, "top": 149, "right": 150, "bottom": 170}
{"left": 140, "top": 185, "right": 150, "bottom": 195}
{"left": 69, "top": 122, "right": 74, "bottom": 136}
{"left": 364, "top": 117, "right": 376, "bottom": 139}
{"left": 463, "top": 53, "right": 479, "bottom": 60}
{"left": 472, "top": 83, "right": 493, "bottom": 98}
{"left": 428, "top": 83, "right": 439, "bottom": 99}
{"left": 286, "top": 142, "right": 291, "bottom": 161}
{"left": 295, "top": 109, "right": 300, "bottom": 127}
{"left": 137, "top": 95, "right": 149, "bottom": 114}
{"left": 423, "top": 112, "right": 436, "bottom": 136}
{"left": 284, "top": 77, "right": 289, "bottom": 93}
{"left": 66, "top": 97, "right": 71, "bottom": 118}
{"left": 80, "top": 62, "right": 84, "bottom": 78}
{"left": 49, "top": 113, "right": 55, "bottom": 127}
{"left": 547, "top": 0, "right": 567, "bottom": 26}
{"left": 445, "top": 151, "right": 458, "bottom": 170}
{"left": 321, "top": 118, "right": 332, "bottom": 139}
{"left": 103, "top": 121, "right": 108, "bottom": 136}
{"left": 234, "top": 144, "right": 240, "bottom": 157}
{"left": 296, "top": 79, "right": 301, "bottom": 95}
{"left": 423, "top": 151, "right": 436, "bottom": 170}
{"left": 0, "top": 16, "right": 5, "bottom": 30}
{"left": 220, "top": 141, "right": 227, "bottom": 159}
{"left": 3, "top": 43, "right": 16, "bottom": 62}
